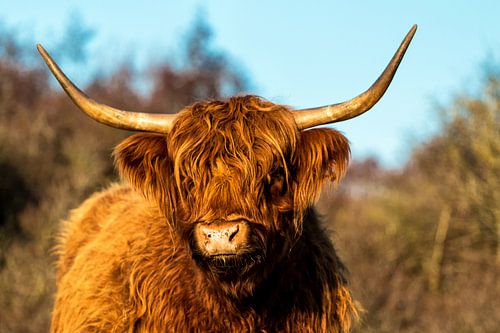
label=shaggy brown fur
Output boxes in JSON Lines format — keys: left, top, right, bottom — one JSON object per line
{"left": 51, "top": 95, "right": 358, "bottom": 332}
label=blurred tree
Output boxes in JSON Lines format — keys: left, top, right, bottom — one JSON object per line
{"left": 55, "top": 11, "right": 95, "bottom": 63}
{"left": 322, "top": 68, "right": 499, "bottom": 332}
{"left": 148, "top": 14, "right": 248, "bottom": 114}
{"left": 0, "top": 15, "right": 249, "bottom": 332}
{"left": 413, "top": 72, "right": 500, "bottom": 286}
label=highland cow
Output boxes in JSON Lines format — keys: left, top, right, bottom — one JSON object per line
{"left": 38, "top": 25, "right": 416, "bottom": 332}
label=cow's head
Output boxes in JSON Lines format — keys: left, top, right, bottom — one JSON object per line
{"left": 110, "top": 96, "right": 351, "bottom": 296}
{"left": 37, "top": 25, "right": 416, "bottom": 297}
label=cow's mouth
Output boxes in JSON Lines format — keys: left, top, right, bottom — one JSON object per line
{"left": 194, "top": 250, "right": 265, "bottom": 279}
{"left": 208, "top": 253, "right": 252, "bottom": 267}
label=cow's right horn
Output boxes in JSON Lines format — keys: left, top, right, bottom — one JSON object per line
{"left": 37, "top": 44, "right": 177, "bottom": 133}
{"left": 293, "top": 25, "right": 417, "bottom": 130}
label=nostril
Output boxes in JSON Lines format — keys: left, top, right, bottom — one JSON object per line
{"left": 200, "top": 226, "right": 212, "bottom": 240}
{"left": 228, "top": 225, "right": 239, "bottom": 242}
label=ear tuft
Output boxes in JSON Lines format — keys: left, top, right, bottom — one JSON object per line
{"left": 294, "top": 128, "right": 350, "bottom": 211}
{"left": 113, "top": 133, "right": 174, "bottom": 210}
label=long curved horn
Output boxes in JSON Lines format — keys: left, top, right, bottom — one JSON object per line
{"left": 293, "top": 24, "right": 417, "bottom": 130}
{"left": 37, "top": 44, "right": 177, "bottom": 133}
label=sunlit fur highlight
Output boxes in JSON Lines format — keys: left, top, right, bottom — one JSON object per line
{"left": 51, "top": 95, "right": 358, "bottom": 332}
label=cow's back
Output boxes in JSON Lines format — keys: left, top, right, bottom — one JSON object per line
{"left": 51, "top": 184, "right": 166, "bottom": 332}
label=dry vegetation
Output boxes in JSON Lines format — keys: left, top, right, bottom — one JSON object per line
{"left": 320, "top": 72, "right": 500, "bottom": 332}
{"left": 0, "top": 17, "right": 498, "bottom": 332}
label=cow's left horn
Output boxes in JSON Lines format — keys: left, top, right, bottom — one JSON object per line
{"left": 37, "top": 44, "right": 177, "bottom": 133}
{"left": 293, "top": 24, "right": 417, "bottom": 130}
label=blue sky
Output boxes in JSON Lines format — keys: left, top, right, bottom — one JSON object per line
{"left": 3, "top": 1, "right": 500, "bottom": 166}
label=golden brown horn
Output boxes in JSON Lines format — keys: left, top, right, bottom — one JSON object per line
{"left": 293, "top": 24, "right": 417, "bottom": 130}
{"left": 37, "top": 44, "right": 177, "bottom": 133}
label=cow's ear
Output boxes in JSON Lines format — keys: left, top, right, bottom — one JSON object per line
{"left": 294, "top": 128, "right": 350, "bottom": 210}
{"left": 114, "top": 133, "right": 174, "bottom": 210}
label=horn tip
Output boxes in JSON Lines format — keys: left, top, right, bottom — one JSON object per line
{"left": 36, "top": 43, "right": 46, "bottom": 55}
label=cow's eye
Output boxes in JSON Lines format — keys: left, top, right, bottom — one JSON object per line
{"left": 266, "top": 167, "right": 286, "bottom": 198}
